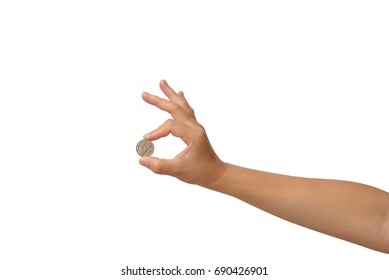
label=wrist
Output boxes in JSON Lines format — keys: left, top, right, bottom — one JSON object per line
{"left": 202, "top": 161, "right": 230, "bottom": 192}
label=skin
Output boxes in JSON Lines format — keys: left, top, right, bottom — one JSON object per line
{"left": 139, "top": 80, "right": 389, "bottom": 254}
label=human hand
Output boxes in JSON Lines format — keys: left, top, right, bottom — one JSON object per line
{"left": 139, "top": 80, "right": 227, "bottom": 188}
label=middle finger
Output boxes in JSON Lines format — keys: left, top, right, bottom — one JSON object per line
{"left": 142, "top": 92, "right": 194, "bottom": 123}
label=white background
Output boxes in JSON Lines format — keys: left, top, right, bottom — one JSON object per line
{"left": 1, "top": 1, "right": 388, "bottom": 279}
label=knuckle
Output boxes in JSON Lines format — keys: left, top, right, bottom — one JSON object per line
{"left": 165, "top": 119, "right": 174, "bottom": 126}
{"left": 159, "top": 119, "right": 174, "bottom": 132}
{"left": 197, "top": 123, "right": 206, "bottom": 132}
{"left": 170, "top": 103, "right": 181, "bottom": 112}
{"left": 193, "top": 124, "right": 206, "bottom": 138}
{"left": 188, "top": 107, "right": 196, "bottom": 118}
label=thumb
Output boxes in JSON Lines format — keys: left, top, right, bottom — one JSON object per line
{"left": 139, "top": 157, "right": 177, "bottom": 176}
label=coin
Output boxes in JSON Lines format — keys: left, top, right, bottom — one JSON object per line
{"left": 136, "top": 139, "right": 154, "bottom": 157}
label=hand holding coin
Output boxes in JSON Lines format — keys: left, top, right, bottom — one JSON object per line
{"left": 139, "top": 80, "right": 227, "bottom": 188}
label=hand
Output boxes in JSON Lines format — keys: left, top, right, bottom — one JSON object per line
{"left": 139, "top": 80, "right": 227, "bottom": 188}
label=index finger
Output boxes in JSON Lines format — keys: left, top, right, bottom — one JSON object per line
{"left": 142, "top": 92, "right": 194, "bottom": 123}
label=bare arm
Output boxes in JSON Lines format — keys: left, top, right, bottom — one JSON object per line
{"left": 139, "top": 80, "right": 389, "bottom": 253}
{"left": 211, "top": 164, "right": 389, "bottom": 253}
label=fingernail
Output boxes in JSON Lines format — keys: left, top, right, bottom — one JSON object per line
{"left": 139, "top": 157, "right": 149, "bottom": 167}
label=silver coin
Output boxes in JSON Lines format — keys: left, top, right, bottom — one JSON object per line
{"left": 136, "top": 139, "right": 154, "bottom": 157}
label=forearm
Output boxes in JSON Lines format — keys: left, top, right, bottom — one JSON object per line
{"left": 209, "top": 163, "right": 389, "bottom": 253}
